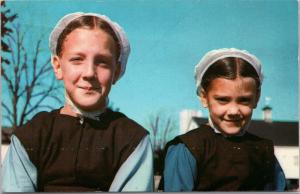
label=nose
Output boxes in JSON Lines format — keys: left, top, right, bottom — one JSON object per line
{"left": 227, "top": 103, "right": 241, "bottom": 118}
{"left": 83, "top": 61, "right": 96, "bottom": 80}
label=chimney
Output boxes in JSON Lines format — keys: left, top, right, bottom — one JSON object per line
{"left": 262, "top": 96, "right": 272, "bottom": 123}
{"left": 262, "top": 105, "right": 272, "bottom": 123}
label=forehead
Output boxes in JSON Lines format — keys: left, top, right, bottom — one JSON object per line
{"left": 62, "top": 28, "right": 116, "bottom": 53}
{"left": 207, "top": 77, "right": 258, "bottom": 96}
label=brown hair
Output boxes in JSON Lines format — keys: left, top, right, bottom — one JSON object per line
{"left": 56, "top": 15, "right": 120, "bottom": 59}
{"left": 201, "top": 57, "right": 261, "bottom": 92}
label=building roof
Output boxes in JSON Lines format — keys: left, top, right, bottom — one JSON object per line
{"left": 192, "top": 118, "right": 299, "bottom": 146}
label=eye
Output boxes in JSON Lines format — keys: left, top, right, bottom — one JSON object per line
{"left": 238, "top": 97, "right": 252, "bottom": 105}
{"left": 215, "top": 97, "right": 230, "bottom": 104}
{"left": 69, "top": 57, "right": 83, "bottom": 63}
{"left": 94, "top": 59, "right": 113, "bottom": 69}
{"left": 94, "top": 55, "right": 114, "bottom": 68}
{"left": 94, "top": 59, "right": 107, "bottom": 65}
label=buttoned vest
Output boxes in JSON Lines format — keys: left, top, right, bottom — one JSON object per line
{"left": 14, "top": 109, "right": 148, "bottom": 192}
{"left": 170, "top": 125, "right": 275, "bottom": 191}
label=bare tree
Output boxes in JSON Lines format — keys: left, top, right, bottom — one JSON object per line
{"left": 146, "top": 110, "right": 177, "bottom": 175}
{"left": 1, "top": 0, "right": 17, "bottom": 64}
{"left": 1, "top": 23, "right": 63, "bottom": 130}
{"left": 148, "top": 113, "right": 175, "bottom": 151}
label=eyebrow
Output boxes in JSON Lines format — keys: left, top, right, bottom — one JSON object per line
{"left": 70, "top": 51, "right": 113, "bottom": 57}
{"left": 213, "top": 95, "right": 229, "bottom": 98}
{"left": 94, "top": 54, "right": 115, "bottom": 63}
{"left": 70, "top": 52, "right": 114, "bottom": 60}
{"left": 212, "top": 94, "right": 255, "bottom": 98}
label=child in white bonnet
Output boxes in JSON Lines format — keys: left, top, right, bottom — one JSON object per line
{"left": 3, "top": 12, "right": 153, "bottom": 192}
{"left": 162, "top": 48, "right": 286, "bottom": 191}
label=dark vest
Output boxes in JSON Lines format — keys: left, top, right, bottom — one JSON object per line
{"left": 14, "top": 108, "right": 148, "bottom": 192}
{"left": 168, "top": 124, "right": 275, "bottom": 191}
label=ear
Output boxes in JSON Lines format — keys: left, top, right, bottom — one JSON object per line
{"left": 52, "top": 56, "right": 63, "bottom": 80}
{"left": 112, "top": 63, "right": 121, "bottom": 85}
{"left": 253, "top": 90, "right": 261, "bottom": 108}
{"left": 199, "top": 89, "right": 208, "bottom": 108}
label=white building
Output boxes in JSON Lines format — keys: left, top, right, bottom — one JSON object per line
{"left": 179, "top": 109, "right": 202, "bottom": 135}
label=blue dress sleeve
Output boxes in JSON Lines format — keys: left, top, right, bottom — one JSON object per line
{"left": 163, "top": 143, "right": 197, "bottom": 191}
{"left": 109, "top": 134, "right": 154, "bottom": 192}
{"left": 264, "top": 156, "right": 286, "bottom": 191}
{"left": 2, "top": 135, "right": 37, "bottom": 192}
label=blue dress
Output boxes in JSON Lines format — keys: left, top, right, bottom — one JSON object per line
{"left": 164, "top": 142, "right": 286, "bottom": 191}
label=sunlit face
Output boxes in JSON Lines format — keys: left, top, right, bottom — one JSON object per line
{"left": 200, "top": 77, "right": 259, "bottom": 136}
{"left": 52, "top": 28, "right": 120, "bottom": 111}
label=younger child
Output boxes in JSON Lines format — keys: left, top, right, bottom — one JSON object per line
{"left": 163, "top": 48, "right": 286, "bottom": 191}
{"left": 3, "top": 12, "right": 153, "bottom": 192}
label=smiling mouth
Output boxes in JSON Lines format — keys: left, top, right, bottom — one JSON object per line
{"left": 223, "top": 119, "right": 242, "bottom": 122}
{"left": 78, "top": 86, "right": 101, "bottom": 91}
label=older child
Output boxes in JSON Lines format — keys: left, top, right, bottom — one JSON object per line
{"left": 3, "top": 12, "right": 153, "bottom": 192}
{"left": 163, "top": 48, "right": 286, "bottom": 191}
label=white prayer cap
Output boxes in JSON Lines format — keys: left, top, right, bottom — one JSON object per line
{"left": 194, "top": 48, "right": 263, "bottom": 95}
{"left": 49, "top": 12, "right": 130, "bottom": 80}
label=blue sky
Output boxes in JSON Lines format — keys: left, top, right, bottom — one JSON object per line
{"left": 3, "top": 0, "right": 298, "bottom": 130}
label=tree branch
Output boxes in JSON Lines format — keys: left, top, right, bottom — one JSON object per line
{"left": 1, "top": 67, "right": 14, "bottom": 92}
{"left": 48, "top": 94, "right": 63, "bottom": 104}
{"left": 23, "top": 90, "right": 51, "bottom": 118}
{"left": 2, "top": 102, "right": 12, "bottom": 116}
{"left": 35, "top": 105, "right": 55, "bottom": 110}
{"left": 7, "top": 36, "right": 16, "bottom": 67}
{"left": 162, "top": 118, "right": 171, "bottom": 147}
{"left": 31, "top": 85, "right": 61, "bottom": 98}
{"left": 2, "top": 115, "right": 13, "bottom": 126}
{"left": 3, "top": 23, "right": 62, "bottom": 127}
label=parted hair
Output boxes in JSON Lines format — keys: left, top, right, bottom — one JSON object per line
{"left": 201, "top": 57, "right": 261, "bottom": 92}
{"left": 56, "top": 15, "right": 120, "bottom": 59}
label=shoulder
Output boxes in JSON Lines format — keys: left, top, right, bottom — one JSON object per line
{"left": 166, "top": 143, "right": 193, "bottom": 159}
{"left": 177, "top": 124, "right": 214, "bottom": 145}
{"left": 14, "top": 109, "right": 58, "bottom": 138}
{"left": 165, "top": 125, "right": 214, "bottom": 161}
{"left": 18, "top": 110, "right": 54, "bottom": 127}
{"left": 106, "top": 109, "right": 148, "bottom": 136}
{"left": 12, "top": 109, "right": 59, "bottom": 165}
{"left": 243, "top": 131, "right": 274, "bottom": 147}
{"left": 100, "top": 109, "right": 148, "bottom": 151}
{"left": 166, "top": 124, "right": 214, "bottom": 147}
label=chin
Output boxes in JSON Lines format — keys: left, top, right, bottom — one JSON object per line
{"left": 221, "top": 126, "right": 243, "bottom": 136}
{"left": 225, "top": 130, "right": 242, "bottom": 136}
{"left": 74, "top": 99, "right": 106, "bottom": 111}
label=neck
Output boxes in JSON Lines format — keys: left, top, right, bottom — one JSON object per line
{"left": 62, "top": 93, "right": 108, "bottom": 120}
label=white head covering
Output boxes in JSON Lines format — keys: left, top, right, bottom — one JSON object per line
{"left": 49, "top": 12, "right": 130, "bottom": 81}
{"left": 194, "top": 48, "right": 263, "bottom": 95}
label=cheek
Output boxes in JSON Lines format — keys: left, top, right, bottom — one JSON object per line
{"left": 63, "top": 68, "right": 81, "bottom": 82}
{"left": 240, "top": 106, "right": 253, "bottom": 117}
{"left": 208, "top": 104, "right": 225, "bottom": 116}
{"left": 96, "top": 69, "right": 114, "bottom": 85}
{"left": 60, "top": 64, "right": 83, "bottom": 84}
